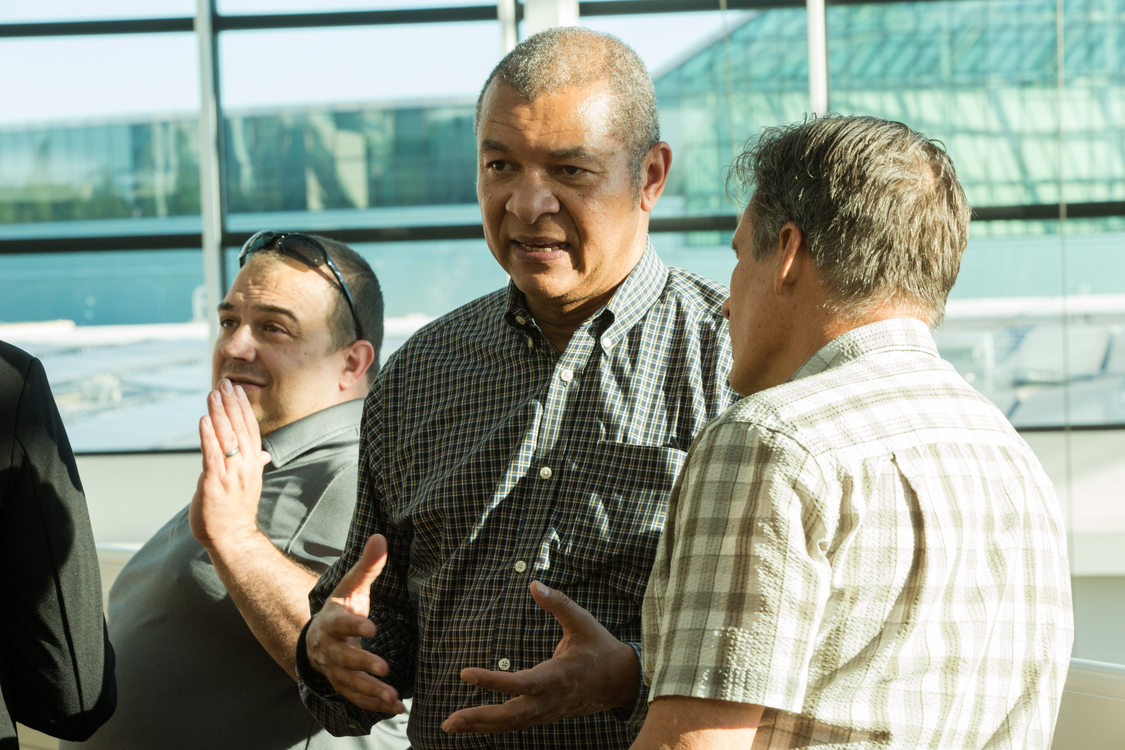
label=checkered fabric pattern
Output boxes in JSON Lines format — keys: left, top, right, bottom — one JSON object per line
{"left": 643, "top": 318, "right": 1074, "bottom": 749}
{"left": 298, "top": 245, "right": 735, "bottom": 748}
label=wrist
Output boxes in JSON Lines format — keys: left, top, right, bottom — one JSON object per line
{"left": 609, "top": 638, "right": 641, "bottom": 710}
{"left": 202, "top": 525, "right": 269, "bottom": 562}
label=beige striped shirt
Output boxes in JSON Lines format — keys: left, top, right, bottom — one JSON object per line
{"left": 643, "top": 318, "right": 1073, "bottom": 748}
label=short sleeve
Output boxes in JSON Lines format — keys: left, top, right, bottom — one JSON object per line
{"left": 642, "top": 419, "right": 832, "bottom": 714}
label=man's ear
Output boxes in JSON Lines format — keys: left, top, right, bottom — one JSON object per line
{"left": 339, "top": 339, "right": 376, "bottom": 391}
{"left": 639, "top": 141, "right": 672, "bottom": 212}
{"left": 773, "top": 222, "right": 807, "bottom": 295}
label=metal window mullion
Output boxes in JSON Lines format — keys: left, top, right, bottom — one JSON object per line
{"left": 197, "top": 0, "right": 225, "bottom": 343}
{"left": 807, "top": 0, "right": 828, "bottom": 114}
{"left": 499, "top": 0, "right": 518, "bottom": 53}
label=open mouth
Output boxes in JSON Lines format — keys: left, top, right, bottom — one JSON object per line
{"left": 513, "top": 239, "right": 569, "bottom": 254}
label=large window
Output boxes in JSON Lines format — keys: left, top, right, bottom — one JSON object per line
{"left": 0, "top": 33, "right": 201, "bottom": 233}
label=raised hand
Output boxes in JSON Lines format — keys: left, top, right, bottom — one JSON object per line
{"left": 441, "top": 580, "right": 640, "bottom": 735}
{"left": 189, "top": 378, "right": 271, "bottom": 551}
{"left": 306, "top": 533, "right": 406, "bottom": 715}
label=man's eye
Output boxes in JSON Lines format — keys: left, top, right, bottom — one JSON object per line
{"left": 219, "top": 318, "right": 236, "bottom": 328}
{"left": 486, "top": 160, "right": 509, "bottom": 172}
{"left": 560, "top": 165, "right": 586, "bottom": 176}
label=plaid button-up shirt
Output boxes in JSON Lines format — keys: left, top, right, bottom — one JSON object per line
{"left": 643, "top": 318, "right": 1074, "bottom": 748}
{"left": 299, "top": 245, "right": 735, "bottom": 748}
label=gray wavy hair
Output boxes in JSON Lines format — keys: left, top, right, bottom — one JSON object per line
{"left": 729, "top": 115, "right": 970, "bottom": 325}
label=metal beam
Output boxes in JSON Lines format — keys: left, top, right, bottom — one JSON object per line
{"left": 807, "top": 0, "right": 828, "bottom": 114}
{"left": 196, "top": 0, "right": 224, "bottom": 341}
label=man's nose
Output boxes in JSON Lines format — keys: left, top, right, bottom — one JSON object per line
{"left": 505, "top": 172, "right": 560, "bottom": 224}
{"left": 219, "top": 325, "right": 256, "bottom": 361}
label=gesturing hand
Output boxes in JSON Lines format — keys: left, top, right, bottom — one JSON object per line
{"left": 189, "top": 378, "right": 271, "bottom": 552}
{"left": 441, "top": 580, "right": 640, "bottom": 735}
{"left": 306, "top": 534, "right": 406, "bottom": 715}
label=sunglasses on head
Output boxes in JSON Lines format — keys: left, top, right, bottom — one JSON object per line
{"left": 238, "top": 230, "right": 364, "bottom": 342}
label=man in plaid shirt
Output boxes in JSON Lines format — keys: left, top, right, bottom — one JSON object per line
{"left": 294, "top": 27, "right": 735, "bottom": 749}
{"left": 633, "top": 115, "right": 1074, "bottom": 748}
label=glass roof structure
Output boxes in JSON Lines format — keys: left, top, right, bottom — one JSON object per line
{"left": 654, "top": 0, "right": 1125, "bottom": 215}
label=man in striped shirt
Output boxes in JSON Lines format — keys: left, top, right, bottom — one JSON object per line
{"left": 294, "top": 27, "right": 735, "bottom": 748}
{"left": 633, "top": 115, "right": 1074, "bottom": 748}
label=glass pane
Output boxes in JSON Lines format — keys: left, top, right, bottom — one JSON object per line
{"left": 219, "top": 22, "right": 498, "bottom": 226}
{"left": 0, "top": 249, "right": 209, "bottom": 452}
{"left": 0, "top": 0, "right": 192, "bottom": 22}
{"left": 583, "top": 9, "right": 810, "bottom": 219}
{"left": 656, "top": 232, "right": 734, "bottom": 290}
{"left": 218, "top": 0, "right": 488, "bottom": 14}
{"left": 1059, "top": 0, "right": 1125, "bottom": 204}
{"left": 936, "top": 221, "right": 1125, "bottom": 429}
{"left": 0, "top": 34, "right": 201, "bottom": 235}
{"left": 827, "top": 0, "right": 1069, "bottom": 207}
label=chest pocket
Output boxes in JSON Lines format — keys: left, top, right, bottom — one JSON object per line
{"left": 553, "top": 442, "right": 686, "bottom": 589}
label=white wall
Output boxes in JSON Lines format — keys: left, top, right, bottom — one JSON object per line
{"left": 77, "top": 451, "right": 200, "bottom": 544}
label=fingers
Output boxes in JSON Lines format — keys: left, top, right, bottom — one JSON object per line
{"left": 443, "top": 696, "right": 544, "bottom": 734}
{"left": 314, "top": 602, "right": 377, "bottom": 641}
{"left": 332, "top": 534, "right": 389, "bottom": 608}
{"left": 528, "top": 580, "right": 599, "bottom": 638}
{"left": 459, "top": 666, "right": 535, "bottom": 697}
{"left": 316, "top": 642, "right": 403, "bottom": 713}
{"left": 335, "top": 672, "right": 406, "bottom": 714}
{"left": 231, "top": 380, "right": 261, "bottom": 446}
{"left": 199, "top": 412, "right": 221, "bottom": 465}
{"left": 201, "top": 380, "right": 269, "bottom": 470}
{"left": 207, "top": 381, "right": 238, "bottom": 455}
{"left": 307, "top": 604, "right": 406, "bottom": 715}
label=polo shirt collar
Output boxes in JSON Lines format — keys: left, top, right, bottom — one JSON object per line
{"left": 260, "top": 399, "right": 363, "bottom": 469}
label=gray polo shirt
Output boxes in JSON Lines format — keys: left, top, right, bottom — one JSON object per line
{"left": 69, "top": 399, "right": 408, "bottom": 749}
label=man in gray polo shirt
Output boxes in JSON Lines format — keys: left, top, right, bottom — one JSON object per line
{"left": 69, "top": 232, "right": 408, "bottom": 749}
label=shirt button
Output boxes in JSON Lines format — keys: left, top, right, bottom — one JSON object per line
{"left": 525, "top": 335, "right": 534, "bottom": 350}
{"left": 600, "top": 335, "right": 613, "bottom": 350}
{"left": 498, "top": 658, "right": 511, "bottom": 671}
{"left": 559, "top": 368, "right": 574, "bottom": 383}
{"left": 538, "top": 466, "right": 553, "bottom": 480}
{"left": 514, "top": 560, "right": 528, "bottom": 573}
{"left": 515, "top": 314, "right": 527, "bottom": 325}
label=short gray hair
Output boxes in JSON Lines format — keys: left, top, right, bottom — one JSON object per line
{"left": 729, "top": 115, "right": 970, "bottom": 325}
{"left": 475, "top": 26, "right": 660, "bottom": 190}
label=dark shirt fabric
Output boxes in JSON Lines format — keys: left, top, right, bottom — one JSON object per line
{"left": 297, "top": 246, "right": 736, "bottom": 748}
{"left": 70, "top": 399, "right": 407, "bottom": 750}
{"left": 0, "top": 341, "right": 116, "bottom": 749}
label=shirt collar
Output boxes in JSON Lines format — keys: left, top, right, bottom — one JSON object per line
{"left": 790, "top": 317, "right": 938, "bottom": 382}
{"left": 502, "top": 240, "right": 669, "bottom": 349}
{"left": 259, "top": 399, "right": 363, "bottom": 469}
{"left": 600, "top": 241, "right": 668, "bottom": 348}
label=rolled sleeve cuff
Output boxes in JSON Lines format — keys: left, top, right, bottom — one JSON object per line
{"left": 610, "top": 640, "right": 649, "bottom": 732}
